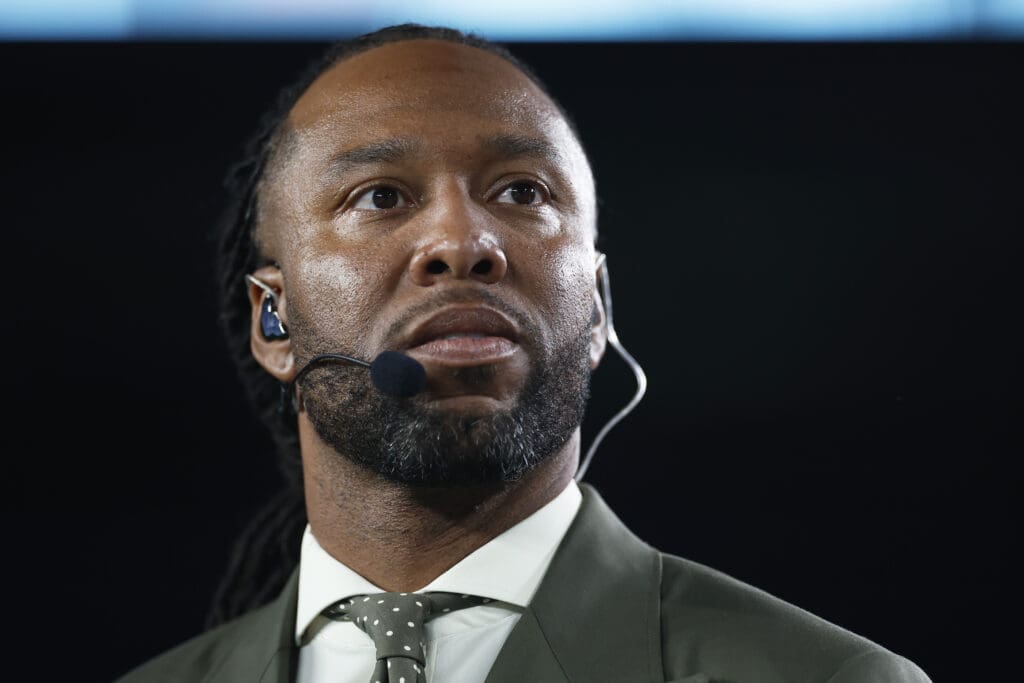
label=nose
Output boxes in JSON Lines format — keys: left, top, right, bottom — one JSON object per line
{"left": 408, "top": 199, "right": 508, "bottom": 287}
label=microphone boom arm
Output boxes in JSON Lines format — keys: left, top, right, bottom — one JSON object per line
{"left": 292, "top": 353, "right": 371, "bottom": 386}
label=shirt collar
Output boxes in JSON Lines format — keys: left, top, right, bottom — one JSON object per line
{"left": 294, "top": 479, "right": 582, "bottom": 645}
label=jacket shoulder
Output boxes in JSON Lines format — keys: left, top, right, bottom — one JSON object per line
{"left": 658, "top": 553, "right": 930, "bottom": 683}
{"left": 825, "top": 649, "right": 931, "bottom": 683}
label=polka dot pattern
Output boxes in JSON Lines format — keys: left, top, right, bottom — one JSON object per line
{"left": 321, "top": 591, "right": 488, "bottom": 682}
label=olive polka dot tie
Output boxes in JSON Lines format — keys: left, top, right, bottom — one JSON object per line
{"left": 321, "top": 591, "right": 490, "bottom": 682}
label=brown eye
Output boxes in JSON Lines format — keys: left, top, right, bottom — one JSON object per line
{"left": 496, "top": 181, "right": 541, "bottom": 206}
{"left": 353, "top": 185, "right": 408, "bottom": 210}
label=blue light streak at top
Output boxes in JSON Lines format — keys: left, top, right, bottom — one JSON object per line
{"left": 2, "top": 0, "right": 1022, "bottom": 40}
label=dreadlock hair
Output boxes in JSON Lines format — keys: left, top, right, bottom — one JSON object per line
{"left": 208, "top": 24, "right": 587, "bottom": 627}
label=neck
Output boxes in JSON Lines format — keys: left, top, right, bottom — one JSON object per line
{"left": 298, "top": 416, "right": 579, "bottom": 591}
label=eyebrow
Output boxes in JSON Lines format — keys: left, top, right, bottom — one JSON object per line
{"left": 322, "top": 133, "right": 564, "bottom": 181}
{"left": 325, "top": 137, "right": 421, "bottom": 177}
{"left": 480, "top": 133, "right": 563, "bottom": 164}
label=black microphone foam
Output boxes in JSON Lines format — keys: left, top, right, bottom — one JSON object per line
{"left": 370, "top": 351, "right": 427, "bottom": 397}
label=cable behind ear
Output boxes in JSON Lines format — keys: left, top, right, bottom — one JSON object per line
{"left": 245, "top": 274, "right": 289, "bottom": 341}
{"left": 576, "top": 252, "right": 648, "bottom": 481}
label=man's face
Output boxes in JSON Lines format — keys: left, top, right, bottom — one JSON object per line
{"left": 254, "top": 40, "right": 602, "bottom": 484}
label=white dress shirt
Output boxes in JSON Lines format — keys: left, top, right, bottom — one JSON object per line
{"left": 295, "top": 480, "right": 583, "bottom": 683}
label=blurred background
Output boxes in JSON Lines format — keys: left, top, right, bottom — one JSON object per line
{"left": 5, "top": 2, "right": 1021, "bottom": 681}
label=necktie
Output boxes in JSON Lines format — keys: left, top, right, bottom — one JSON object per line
{"left": 322, "top": 591, "right": 490, "bottom": 682}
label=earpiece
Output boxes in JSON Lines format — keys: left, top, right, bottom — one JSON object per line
{"left": 259, "top": 294, "right": 289, "bottom": 341}
{"left": 245, "top": 274, "right": 289, "bottom": 341}
{"left": 575, "top": 251, "right": 648, "bottom": 482}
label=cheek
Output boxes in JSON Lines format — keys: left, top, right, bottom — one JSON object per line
{"left": 521, "top": 238, "right": 594, "bottom": 341}
{"left": 289, "top": 251, "right": 393, "bottom": 356}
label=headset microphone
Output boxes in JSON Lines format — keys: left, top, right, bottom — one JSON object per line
{"left": 293, "top": 350, "right": 426, "bottom": 398}
{"left": 245, "top": 274, "right": 427, "bottom": 399}
{"left": 369, "top": 350, "right": 428, "bottom": 397}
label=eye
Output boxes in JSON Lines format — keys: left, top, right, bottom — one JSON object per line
{"left": 352, "top": 186, "right": 409, "bottom": 210}
{"left": 495, "top": 181, "right": 544, "bottom": 206}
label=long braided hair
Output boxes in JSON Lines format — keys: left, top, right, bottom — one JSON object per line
{"left": 207, "top": 24, "right": 581, "bottom": 627}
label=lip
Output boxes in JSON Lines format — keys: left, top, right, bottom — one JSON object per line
{"left": 402, "top": 306, "right": 521, "bottom": 367}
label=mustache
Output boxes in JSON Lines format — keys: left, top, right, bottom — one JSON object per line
{"left": 382, "top": 288, "right": 536, "bottom": 350}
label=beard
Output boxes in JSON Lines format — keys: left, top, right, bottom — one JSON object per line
{"left": 293, "top": 308, "right": 592, "bottom": 487}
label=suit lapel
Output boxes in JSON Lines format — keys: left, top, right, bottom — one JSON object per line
{"left": 207, "top": 569, "right": 300, "bottom": 683}
{"left": 485, "top": 484, "right": 664, "bottom": 682}
{"left": 481, "top": 607, "right": 570, "bottom": 683}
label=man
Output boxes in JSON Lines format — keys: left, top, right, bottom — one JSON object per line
{"left": 117, "top": 25, "right": 930, "bottom": 683}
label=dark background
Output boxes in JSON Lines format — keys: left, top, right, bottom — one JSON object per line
{"left": 7, "top": 42, "right": 1020, "bottom": 681}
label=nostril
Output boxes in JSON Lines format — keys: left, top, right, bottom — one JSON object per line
{"left": 426, "top": 260, "right": 448, "bottom": 275}
{"left": 472, "top": 260, "right": 492, "bottom": 275}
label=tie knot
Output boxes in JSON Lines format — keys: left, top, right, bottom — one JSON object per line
{"left": 321, "top": 591, "right": 489, "bottom": 667}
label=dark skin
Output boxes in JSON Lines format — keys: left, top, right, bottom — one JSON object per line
{"left": 247, "top": 40, "right": 607, "bottom": 591}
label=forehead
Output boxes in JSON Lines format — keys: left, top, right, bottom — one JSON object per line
{"left": 286, "top": 39, "right": 580, "bottom": 164}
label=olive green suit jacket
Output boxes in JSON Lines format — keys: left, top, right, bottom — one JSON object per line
{"left": 116, "top": 485, "right": 931, "bottom": 682}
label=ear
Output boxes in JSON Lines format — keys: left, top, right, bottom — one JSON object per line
{"left": 247, "top": 264, "right": 296, "bottom": 382}
{"left": 589, "top": 276, "right": 608, "bottom": 371}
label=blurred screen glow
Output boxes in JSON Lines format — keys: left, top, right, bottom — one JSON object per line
{"left": 2, "top": 0, "right": 1023, "bottom": 40}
